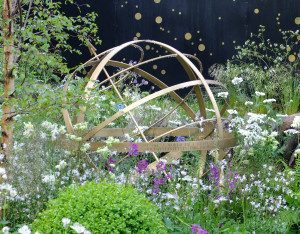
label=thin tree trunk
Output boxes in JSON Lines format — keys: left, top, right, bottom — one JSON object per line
{"left": 2, "top": 0, "right": 15, "bottom": 161}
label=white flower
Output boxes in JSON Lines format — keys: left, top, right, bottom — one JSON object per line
{"left": 18, "top": 225, "right": 31, "bottom": 234}
{"left": 227, "top": 109, "right": 238, "bottom": 115}
{"left": 80, "top": 143, "right": 91, "bottom": 152}
{"left": 55, "top": 160, "right": 67, "bottom": 170}
{"left": 96, "top": 146, "right": 110, "bottom": 154}
{"left": 245, "top": 101, "right": 254, "bottom": 106}
{"left": 232, "top": 77, "right": 243, "bottom": 85}
{"left": 74, "top": 122, "right": 88, "bottom": 131}
{"left": 213, "top": 196, "right": 228, "bottom": 204}
{"left": 255, "top": 91, "right": 266, "bottom": 97}
{"left": 284, "top": 129, "right": 299, "bottom": 135}
{"left": 105, "top": 137, "right": 120, "bottom": 146}
{"left": 294, "top": 149, "right": 300, "bottom": 156}
{"left": 0, "top": 167, "right": 6, "bottom": 175}
{"left": 23, "top": 122, "right": 34, "bottom": 137}
{"left": 42, "top": 174, "right": 55, "bottom": 185}
{"left": 291, "top": 116, "right": 300, "bottom": 129}
{"left": 70, "top": 223, "right": 90, "bottom": 234}
{"left": 263, "top": 99, "right": 276, "bottom": 103}
{"left": 62, "top": 217, "right": 71, "bottom": 228}
{"left": 217, "top": 92, "right": 229, "bottom": 98}
{"left": 2, "top": 226, "right": 10, "bottom": 234}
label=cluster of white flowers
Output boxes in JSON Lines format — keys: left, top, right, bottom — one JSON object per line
{"left": 0, "top": 167, "right": 7, "bottom": 180}
{"left": 23, "top": 122, "right": 34, "bottom": 137}
{"left": 231, "top": 77, "right": 243, "bottom": 85}
{"left": 245, "top": 101, "right": 254, "bottom": 106}
{"left": 255, "top": 91, "right": 266, "bottom": 97}
{"left": 42, "top": 174, "right": 55, "bottom": 185}
{"left": 55, "top": 160, "right": 67, "bottom": 170}
{"left": 41, "top": 121, "right": 66, "bottom": 141}
{"left": 105, "top": 137, "right": 120, "bottom": 146}
{"left": 263, "top": 98, "right": 276, "bottom": 104}
{"left": 80, "top": 143, "right": 91, "bottom": 153}
{"left": 17, "top": 225, "right": 38, "bottom": 234}
{"left": 234, "top": 113, "right": 277, "bottom": 147}
{"left": 0, "top": 183, "right": 18, "bottom": 199}
{"left": 217, "top": 92, "right": 229, "bottom": 98}
{"left": 239, "top": 168, "right": 295, "bottom": 215}
{"left": 227, "top": 109, "right": 238, "bottom": 115}
{"left": 66, "top": 134, "right": 82, "bottom": 142}
{"left": 291, "top": 116, "right": 300, "bottom": 129}
{"left": 74, "top": 122, "right": 88, "bottom": 131}
{"left": 62, "top": 218, "right": 91, "bottom": 234}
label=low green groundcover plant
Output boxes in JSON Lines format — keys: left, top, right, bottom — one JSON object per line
{"left": 32, "top": 182, "right": 167, "bottom": 233}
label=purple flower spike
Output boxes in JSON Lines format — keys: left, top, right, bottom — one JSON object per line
{"left": 106, "top": 156, "right": 116, "bottom": 173}
{"left": 153, "top": 177, "right": 165, "bottom": 187}
{"left": 175, "top": 136, "right": 186, "bottom": 142}
{"left": 229, "top": 172, "right": 239, "bottom": 191}
{"left": 191, "top": 224, "right": 209, "bottom": 234}
{"left": 136, "top": 160, "right": 148, "bottom": 174}
{"left": 128, "top": 143, "right": 139, "bottom": 157}
{"left": 209, "top": 163, "right": 220, "bottom": 186}
{"left": 152, "top": 187, "right": 160, "bottom": 195}
{"left": 156, "top": 160, "right": 166, "bottom": 172}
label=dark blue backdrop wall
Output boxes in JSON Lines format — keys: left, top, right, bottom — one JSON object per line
{"left": 69, "top": 0, "right": 300, "bottom": 81}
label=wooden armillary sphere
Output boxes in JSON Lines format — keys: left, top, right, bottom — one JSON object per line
{"left": 62, "top": 40, "right": 236, "bottom": 176}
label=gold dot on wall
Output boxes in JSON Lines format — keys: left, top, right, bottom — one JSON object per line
{"left": 287, "top": 46, "right": 291, "bottom": 52}
{"left": 198, "top": 44, "right": 206, "bottom": 52}
{"left": 254, "top": 8, "right": 260, "bottom": 14}
{"left": 155, "top": 16, "right": 163, "bottom": 24}
{"left": 161, "top": 70, "right": 166, "bottom": 75}
{"left": 154, "top": 0, "right": 161, "bottom": 3}
{"left": 135, "top": 13, "right": 142, "bottom": 20}
{"left": 288, "top": 55, "right": 296, "bottom": 62}
{"left": 153, "top": 65, "right": 158, "bottom": 70}
{"left": 297, "top": 35, "right": 300, "bottom": 41}
{"left": 145, "top": 45, "right": 150, "bottom": 50}
{"left": 295, "top": 17, "right": 300, "bottom": 25}
{"left": 184, "top": 33, "right": 192, "bottom": 40}
{"left": 136, "top": 32, "right": 141, "bottom": 38}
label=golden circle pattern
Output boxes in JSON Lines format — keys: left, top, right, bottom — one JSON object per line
{"left": 198, "top": 44, "right": 206, "bottom": 52}
{"left": 155, "top": 16, "right": 163, "bottom": 24}
{"left": 254, "top": 9, "right": 260, "bottom": 14}
{"left": 295, "top": 17, "right": 300, "bottom": 25}
{"left": 288, "top": 55, "right": 296, "bottom": 62}
{"left": 135, "top": 13, "right": 142, "bottom": 20}
{"left": 184, "top": 33, "right": 192, "bottom": 40}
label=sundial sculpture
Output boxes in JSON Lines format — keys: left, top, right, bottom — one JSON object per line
{"left": 62, "top": 40, "right": 236, "bottom": 176}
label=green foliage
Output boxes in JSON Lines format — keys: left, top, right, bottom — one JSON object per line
{"left": 32, "top": 182, "right": 167, "bottom": 234}
{"left": 211, "top": 26, "right": 300, "bottom": 114}
{"left": 0, "top": 0, "right": 101, "bottom": 123}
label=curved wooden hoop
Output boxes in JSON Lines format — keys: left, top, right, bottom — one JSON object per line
{"left": 83, "top": 80, "right": 201, "bottom": 141}
{"left": 84, "top": 40, "right": 223, "bottom": 138}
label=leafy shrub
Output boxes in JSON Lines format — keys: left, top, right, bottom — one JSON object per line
{"left": 32, "top": 182, "right": 167, "bottom": 234}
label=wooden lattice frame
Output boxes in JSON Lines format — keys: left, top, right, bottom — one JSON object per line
{"left": 62, "top": 40, "right": 236, "bottom": 176}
